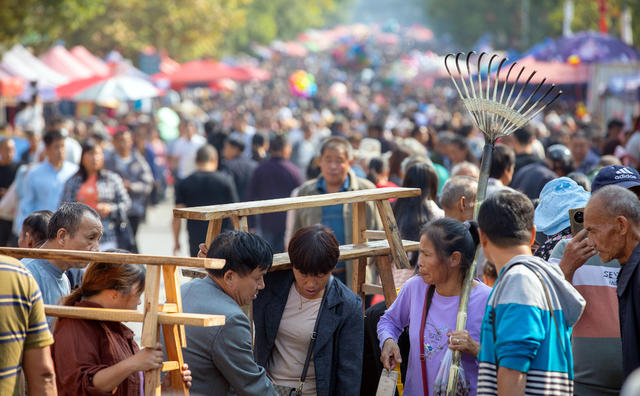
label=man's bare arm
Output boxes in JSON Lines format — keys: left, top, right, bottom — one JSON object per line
{"left": 23, "top": 345, "right": 57, "bottom": 396}
{"left": 497, "top": 366, "right": 526, "bottom": 396}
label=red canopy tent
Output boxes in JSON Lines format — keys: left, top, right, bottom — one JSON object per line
{"left": 70, "top": 46, "right": 110, "bottom": 77}
{"left": 165, "top": 60, "right": 246, "bottom": 87}
{"left": 41, "top": 46, "right": 95, "bottom": 80}
{"left": 0, "top": 66, "right": 24, "bottom": 97}
{"left": 232, "top": 64, "right": 271, "bottom": 82}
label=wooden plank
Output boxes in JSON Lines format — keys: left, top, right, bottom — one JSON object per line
{"left": 205, "top": 219, "right": 223, "bottom": 248}
{"left": 159, "top": 303, "right": 178, "bottom": 313}
{"left": 162, "top": 361, "right": 180, "bottom": 372}
{"left": 162, "top": 266, "right": 186, "bottom": 345}
{"left": 44, "top": 305, "right": 226, "bottom": 326}
{"left": 351, "top": 202, "right": 367, "bottom": 302}
{"left": 377, "top": 255, "right": 398, "bottom": 307}
{"left": 363, "top": 230, "right": 386, "bottom": 240}
{"left": 182, "top": 240, "right": 420, "bottom": 278}
{"left": 0, "top": 248, "right": 224, "bottom": 269}
{"left": 141, "top": 265, "right": 162, "bottom": 347}
{"left": 173, "top": 187, "right": 421, "bottom": 220}
{"left": 145, "top": 360, "right": 161, "bottom": 396}
{"left": 361, "top": 283, "right": 384, "bottom": 295}
{"left": 162, "top": 322, "right": 188, "bottom": 394}
{"left": 376, "top": 200, "right": 412, "bottom": 270}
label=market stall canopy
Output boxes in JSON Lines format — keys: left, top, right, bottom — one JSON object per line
{"left": 70, "top": 46, "right": 110, "bottom": 77}
{"left": 56, "top": 75, "right": 109, "bottom": 99}
{"left": 232, "top": 64, "right": 271, "bottom": 81}
{"left": 41, "top": 46, "right": 94, "bottom": 80}
{"left": 0, "top": 66, "right": 24, "bottom": 96}
{"left": 2, "top": 44, "right": 69, "bottom": 87}
{"left": 74, "top": 75, "right": 160, "bottom": 105}
{"left": 165, "top": 60, "right": 245, "bottom": 86}
{"left": 497, "top": 56, "right": 591, "bottom": 85}
{"left": 527, "top": 31, "right": 640, "bottom": 64}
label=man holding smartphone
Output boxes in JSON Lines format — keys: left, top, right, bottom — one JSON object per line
{"left": 549, "top": 165, "right": 640, "bottom": 396}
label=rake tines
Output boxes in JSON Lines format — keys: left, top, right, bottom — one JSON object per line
{"left": 444, "top": 51, "right": 562, "bottom": 142}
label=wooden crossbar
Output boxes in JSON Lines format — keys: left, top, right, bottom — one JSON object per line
{"left": 2, "top": 248, "right": 227, "bottom": 396}
{"left": 45, "top": 305, "right": 226, "bottom": 327}
{"left": 181, "top": 239, "right": 420, "bottom": 279}
{"left": 173, "top": 187, "right": 421, "bottom": 220}
{"left": 0, "top": 248, "right": 224, "bottom": 268}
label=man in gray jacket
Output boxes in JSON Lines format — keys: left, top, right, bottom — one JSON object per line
{"left": 180, "top": 231, "right": 277, "bottom": 396}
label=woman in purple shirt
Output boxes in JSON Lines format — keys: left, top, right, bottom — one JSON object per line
{"left": 378, "top": 218, "right": 491, "bottom": 396}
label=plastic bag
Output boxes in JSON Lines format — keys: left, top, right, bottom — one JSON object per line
{"left": 433, "top": 348, "right": 470, "bottom": 396}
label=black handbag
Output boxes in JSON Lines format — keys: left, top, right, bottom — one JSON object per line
{"left": 272, "top": 278, "right": 332, "bottom": 396}
{"left": 115, "top": 208, "right": 136, "bottom": 252}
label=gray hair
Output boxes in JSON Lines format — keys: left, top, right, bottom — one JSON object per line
{"left": 440, "top": 176, "right": 478, "bottom": 210}
{"left": 591, "top": 185, "right": 640, "bottom": 223}
{"left": 451, "top": 161, "right": 480, "bottom": 179}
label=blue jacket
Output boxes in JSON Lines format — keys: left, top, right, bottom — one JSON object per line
{"left": 253, "top": 270, "right": 364, "bottom": 396}
{"left": 477, "top": 255, "right": 586, "bottom": 395}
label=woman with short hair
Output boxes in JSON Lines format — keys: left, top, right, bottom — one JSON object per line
{"left": 253, "top": 224, "right": 364, "bottom": 396}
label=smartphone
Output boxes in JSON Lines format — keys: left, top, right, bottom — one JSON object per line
{"left": 569, "top": 207, "right": 585, "bottom": 236}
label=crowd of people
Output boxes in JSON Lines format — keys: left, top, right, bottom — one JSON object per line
{"left": 1, "top": 35, "right": 640, "bottom": 396}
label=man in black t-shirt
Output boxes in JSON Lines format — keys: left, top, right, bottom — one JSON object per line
{"left": 173, "top": 145, "right": 238, "bottom": 257}
{"left": 0, "top": 138, "right": 19, "bottom": 245}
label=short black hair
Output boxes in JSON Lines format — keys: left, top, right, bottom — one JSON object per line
{"left": 478, "top": 190, "right": 534, "bottom": 247}
{"left": 252, "top": 132, "right": 268, "bottom": 148}
{"left": 22, "top": 210, "right": 53, "bottom": 246}
{"left": 421, "top": 218, "right": 480, "bottom": 282}
{"left": 226, "top": 136, "right": 245, "bottom": 152}
{"left": 196, "top": 144, "right": 218, "bottom": 164}
{"left": 47, "top": 202, "right": 100, "bottom": 240}
{"left": 288, "top": 225, "right": 340, "bottom": 275}
{"left": 206, "top": 231, "right": 273, "bottom": 278}
{"left": 489, "top": 143, "right": 515, "bottom": 179}
{"left": 607, "top": 118, "right": 624, "bottom": 131}
{"left": 269, "top": 134, "right": 288, "bottom": 153}
{"left": 43, "top": 129, "right": 65, "bottom": 146}
{"left": 513, "top": 127, "right": 534, "bottom": 145}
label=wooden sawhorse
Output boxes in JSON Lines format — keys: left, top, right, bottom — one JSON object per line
{"left": 174, "top": 187, "right": 421, "bottom": 308}
{"left": 0, "top": 248, "right": 227, "bottom": 395}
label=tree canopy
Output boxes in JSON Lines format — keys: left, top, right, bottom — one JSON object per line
{"left": 425, "top": 0, "right": 639, "bottom": 52}
{"left": 1, "top": 0, "right": 351, "bottom": 61}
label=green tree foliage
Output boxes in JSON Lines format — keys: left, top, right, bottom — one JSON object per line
{"left": 1, "top": 0, "right": 351, "bottom": 61}
{"left": 425, "top": 0, "right": 639, "bottom": 52}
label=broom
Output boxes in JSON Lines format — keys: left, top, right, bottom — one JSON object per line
{"left": 443, "top": 51, "right": 561, "bottom": 396}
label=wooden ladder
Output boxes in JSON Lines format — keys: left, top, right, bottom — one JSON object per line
{"left": 0, "top": 248, "right": 227, "bottom": 395}
{"left": 174, "top": 187, "right": 421, "bottom": 308}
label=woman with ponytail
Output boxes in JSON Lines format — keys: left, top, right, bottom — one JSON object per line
{"left": 377, "top": 218, "right": 491, "bottom": 396}
{"left": 52, "top": 260, "right": 192, "bottom": 395}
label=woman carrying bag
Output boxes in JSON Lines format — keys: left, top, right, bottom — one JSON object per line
{"left": 378, "top": 218, "right": 491, "bottom": 396}
{"left": 253, "top": 224, "right": 364, "bottom": 396}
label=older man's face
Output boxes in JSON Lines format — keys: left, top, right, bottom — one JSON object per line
{"left": 584, "top": 200, "right": 624, "bottom": 263}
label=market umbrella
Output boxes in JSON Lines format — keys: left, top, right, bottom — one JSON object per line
{"left": 74, "top": 75, "right": 160, "bottom": 105}
{"left": 530, "top": 31, "right": 639, "bottom": 64}
{"left": 165, "top": 60, "right": 245, "bottom": 86}
{"left": 56, "top": 75, "right": 109, "bottom": 99}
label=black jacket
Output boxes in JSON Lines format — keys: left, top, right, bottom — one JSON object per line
{"left": 253, "top": 270, "right": 364, "bottom": 396}
{"left": 618, "top": 242, "right": 640, "bottom": 379}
